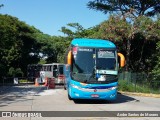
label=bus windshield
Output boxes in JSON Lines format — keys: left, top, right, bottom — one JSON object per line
{"left": 96, "top": 49, "right": 116, "bottom": 70}
{"left": 71, "top": 47, "right": 117, "bottom": 83}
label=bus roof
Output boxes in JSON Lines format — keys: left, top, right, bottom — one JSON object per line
{"left": 42, "top": 63, "right": 64, "bottom": 66}
{"left": 28, "top": 63, "right": 64, "bottom": 67}
{"left": 71, "top": 38, "right": 116, "bottom": 48}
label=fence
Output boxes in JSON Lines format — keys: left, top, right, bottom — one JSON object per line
{"left": 118, "top": 71, "right": 160, "bottom": 94}
{"left": 1, "top": 72, "right": 160, "bottom": 94}
{"left": 0, "top": 77, "right": 34, "bottom": 86}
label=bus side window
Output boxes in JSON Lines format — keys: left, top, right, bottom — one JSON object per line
{"left": 47, "top": 65, "right": 51, "bottom": 71}
{"left": 54, "top": 65, "right": 57, "bottom": 71}
{"left": 59, "top": 66, "right": 64, "bottom": 75}
{"left": 49, "top": 66, "right": 52, "bottom": 71}
{"left": 43, "top": 66, "right": 46, "bottom": 71}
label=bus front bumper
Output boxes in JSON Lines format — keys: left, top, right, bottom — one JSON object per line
{"left": 69, "top": 84, "right": 117, "bottom": 100}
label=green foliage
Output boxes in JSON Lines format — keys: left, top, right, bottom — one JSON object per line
{"left": 35, "top": 34, "right": 69, "bottom": 63}
{"left": 8, "top": 67, "right": 23, "bottom": 77}
{"left": 118, "top": 80, "right": 159, "bottom": 94}
{"left": 152, "top": 41, "right": 160, "bottom": 82}
{"left": 19, "top": 79, "right": 28, "bottom": 83}
{"left": 91, "top": 16, "right": 131, "bottom": 41}
{"left": 90, "top": 15, "right": 160, "bottom": 72}
{"left": 60, "top": 22, "right": 98, "bottom": 40}
{"left": 38, "top": 59, "right": 47, "bottom": 64}
{"left": 87, "top": 0, "right": 160, "bottom": 18}
{"left": 44, "top": 36, "right": 69, "bottom": 63}
{"left": 0, "top": 14, "right": 73, "bottom": 79}
{"left": 0, "top": 14, "right": 41, "bottom": 78}
{"left": 118, "top": 80, "right": 134, "bottom": 92}
{"left": 87, "top": 0, "right": 160, "bottom": 73}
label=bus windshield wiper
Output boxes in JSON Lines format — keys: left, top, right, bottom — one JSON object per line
{"left": 85, "top": 66, "right": 96, "bottom": 83}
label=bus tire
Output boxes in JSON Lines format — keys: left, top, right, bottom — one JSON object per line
{"left": 64, "top": 85, "right": 66, "bottom": 90}
{"left": 68, "top": 93, "right": 72, "bottom": 100}
{"left": 63, "top": 82, "right": 66, "bottom": 90}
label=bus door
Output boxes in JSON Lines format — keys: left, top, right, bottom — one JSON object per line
{"left": 57, "top": 65, "right": 65, "bottom": 84}
{"left": 53, "top": 65, "right": 58, "bottom": 78}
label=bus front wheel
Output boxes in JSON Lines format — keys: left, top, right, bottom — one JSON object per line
{"left": 64, "top": 85, "right": 66, "bottom": 90}
{"left": 68, "top": 93, "right": 72, "bottom": 100}
{"left": 64, "top": 82, "right": 66, "bottom": 90}
{"left": 68, "top": 88, "right": 72, "bottom": 100}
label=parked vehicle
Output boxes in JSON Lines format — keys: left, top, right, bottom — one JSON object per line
{"left": 27, "top": 63, "right": 65, "bottom": 84}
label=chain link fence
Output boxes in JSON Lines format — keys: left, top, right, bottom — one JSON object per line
{"left": 118, "top": 71, "right": 160, "bottom": 94}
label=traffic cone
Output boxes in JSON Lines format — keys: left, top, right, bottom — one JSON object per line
{"left": 35, "top": 78, "right": 39, "bottom": 86}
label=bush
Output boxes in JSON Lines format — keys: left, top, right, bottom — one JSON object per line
{"left": 19, "top": 79, "right": 28, "bottom": 83}
{"left": 118, "top": 80, "right": 135, "bottom": 92}
{"left": 118, "top": 80, "right": 160, "bottom": 94}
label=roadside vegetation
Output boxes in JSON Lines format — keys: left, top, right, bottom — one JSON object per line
{"left": 118, "top": 80, "right": 160, "bottom": 94}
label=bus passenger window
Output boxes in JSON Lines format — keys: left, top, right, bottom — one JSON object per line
{"left": 48, "top": 66, "right": 51, "bottom": 71}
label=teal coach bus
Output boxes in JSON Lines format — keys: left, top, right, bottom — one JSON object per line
{"left": 64, "top": 38, "right": 125, "bottom": 101}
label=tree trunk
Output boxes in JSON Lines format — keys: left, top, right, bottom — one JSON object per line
{"left": 126, "top": 39, "right": 131, "bottom": 71}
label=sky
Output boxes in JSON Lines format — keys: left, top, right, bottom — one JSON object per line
{"left": 0, "top": 0, "right": 108, "bottom": 36}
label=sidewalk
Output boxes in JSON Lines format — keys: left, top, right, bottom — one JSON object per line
{"left": 119, "top": 91, "right": 160, "bottom": 98}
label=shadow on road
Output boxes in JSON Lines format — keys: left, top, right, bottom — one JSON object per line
{"left": 0, "top": 105, "right": 7, "bottom": 107}
{"left": 0, "top": 85, "right": 48, "bottom": 95}
{"left": 0, "top": 85, "right": 47, "bottom": 106}
{"left": 73, "top": 93, "right": 137, "bottom": 104}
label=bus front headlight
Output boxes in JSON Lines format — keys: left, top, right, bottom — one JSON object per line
{"left": 110, "top": 86, "right": 117, "bottom": 90}
{"left": 70, "top": 84, "right": 80, "bottom": 89}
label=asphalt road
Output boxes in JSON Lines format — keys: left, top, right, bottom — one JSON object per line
{"left": 0, "top": 85, "right": 160, "bottom": 120}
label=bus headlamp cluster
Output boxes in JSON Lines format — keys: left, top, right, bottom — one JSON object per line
{"left": 109, "top": 86, "right": 117, "bottom": 90}
{"left": 70, "top": 84, "right": 80, "bottom": 89}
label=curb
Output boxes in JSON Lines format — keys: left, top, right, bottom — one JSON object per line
{"left": 119, "top": 91, "right": 160, "bottom": 98}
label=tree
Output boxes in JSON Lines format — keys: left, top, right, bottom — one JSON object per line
{"left": 87, "top": 0, "right": 160, "bottom": 19}
{"left": 8, "top": 67, "right": 23, "bottom": 77}
{"left": 51, "top": 36, "right": 70, "bottom": 63}
{"left": 60, "top": 23, "right": 98, "bottom": 40}
{"left": 90, "top": 15, "right": 160, "bottom": 72}
{"left": 60, "top": 23, "right": 86, "bottom": 39}
{"left": 39, "top": 36, "right": 67, "bottom": 63}
{"left": 34, "top": 32, "right": 69, "bottom": 63}
{"left": 87, "top": 0, "right": 160, "bottom": 72}
{"left": 0, "top": 14, "right": 41, "bottom": 78}
{"left": 152, "top": 41, "right": 160, "bottom": 86}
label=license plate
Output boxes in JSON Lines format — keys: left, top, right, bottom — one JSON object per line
{"left": 91, "top": 94, "right": 99, "bottom": 98}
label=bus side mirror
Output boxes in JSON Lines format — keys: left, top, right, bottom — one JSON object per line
{"left": 118, "top": 53, "right": 125, "bottom": 67}
{"left": 67, "top": 51, "right": 72, "bottom": 65}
